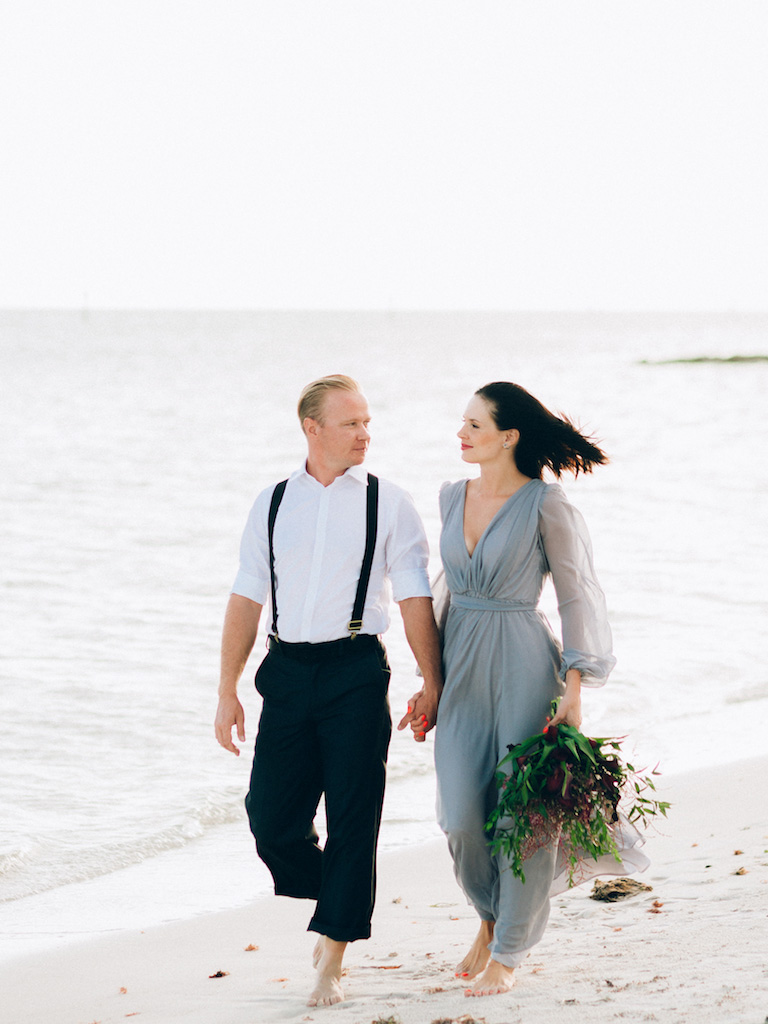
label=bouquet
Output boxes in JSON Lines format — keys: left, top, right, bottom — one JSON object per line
{"left": 486, "top": 701, "right": 669, "bottom": 884}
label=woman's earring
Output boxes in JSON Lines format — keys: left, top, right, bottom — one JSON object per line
{"left": 502, "top": 442, "right": 510, "bottom": 449}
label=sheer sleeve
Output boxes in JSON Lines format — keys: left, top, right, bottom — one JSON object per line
{"left": 538, "top": 484, "right": 616, "bottom": 687}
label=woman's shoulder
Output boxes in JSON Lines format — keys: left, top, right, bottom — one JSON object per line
{"left": 535, "top": 480, "right": 572, "bottom": 518}
{"left": 537, "top": 482, "right": 589, "bottom": 533}
{"left": 540, "top": 480, "right": 566, "bottom": 502}
{"left": 438, "top": 479, "right": 467, "bottom": 514}
{"left": 439, "top": 478, "right": 467, "bottom": 497}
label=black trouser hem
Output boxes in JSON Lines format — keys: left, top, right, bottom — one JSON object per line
{"left": 273, "top": 886, "right": 320, "bottom": 900}
{"left": 307, "top": 919, "right": 372, "bottom": 943}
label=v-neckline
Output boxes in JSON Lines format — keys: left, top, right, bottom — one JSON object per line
{"left": 461, "top": 478, "right": 535, "bottom": 560}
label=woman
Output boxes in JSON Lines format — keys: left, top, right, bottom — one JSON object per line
{"left": 403, "top": 381, "right": 645, "bottom": 997}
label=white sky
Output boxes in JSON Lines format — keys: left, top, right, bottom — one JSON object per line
{"left": 1, "top": 1, "right": 767, "bottom": 310}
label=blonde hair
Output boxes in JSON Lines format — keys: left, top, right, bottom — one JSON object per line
{"left": 297, "top": 374, "right": 361, "bottom": 429}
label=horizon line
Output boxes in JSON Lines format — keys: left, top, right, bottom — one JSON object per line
{"left": 2, "top": 306, "right": 768, "bottom": 316}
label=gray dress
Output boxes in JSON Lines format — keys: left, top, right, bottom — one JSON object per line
{"left": 434, "top": 478, "right": 619, "bottom": 968}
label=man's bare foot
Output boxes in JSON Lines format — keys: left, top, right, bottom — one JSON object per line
{"left": 455, "top": 920, "right": 494, "bottom": 979}
{"left": 308, "top": 936, "right": 347, "bottom": 1007}
{"left": 465, "top": 958, "right": 516, "bottom": 997}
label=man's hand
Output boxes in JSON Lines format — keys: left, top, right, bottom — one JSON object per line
{"left": 215, "top": 692, "right": 246, "bottom": 755}
{"left": 397, "top": 687, "right": 439, "bottom": 742}
{"left": 215, "top": 594, "right": 262, "bottom": 756}
{"left": 396, "top": 596, "right": 443, "bottom": 742}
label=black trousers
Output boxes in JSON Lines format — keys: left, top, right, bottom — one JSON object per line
{"left": 245, "top": 636, "right": 392, "bottom": 942}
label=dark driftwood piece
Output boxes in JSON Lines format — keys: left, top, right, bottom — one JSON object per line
{"left": 590, "top": 878, "right": 653, "bottom": 902}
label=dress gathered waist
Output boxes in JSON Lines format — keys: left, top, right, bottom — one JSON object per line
{"left": 450, "top": 594, "right": 537, "bottom": 612}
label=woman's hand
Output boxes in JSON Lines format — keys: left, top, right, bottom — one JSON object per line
{"left": 547, "top": 670, "right": 582, "bottom": 730}
{"left": 397, "top": 688, "right": 439, "bottom": 742}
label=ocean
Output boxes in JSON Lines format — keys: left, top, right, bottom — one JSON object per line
{"left": 1, "top": 309, "right": 767, "bottom": 961}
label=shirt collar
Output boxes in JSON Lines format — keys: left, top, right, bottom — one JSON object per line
{"left": 292, "top": 461, "right": 369, "bottom": 485}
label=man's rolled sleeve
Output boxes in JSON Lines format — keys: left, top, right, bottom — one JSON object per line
{"left": 231, "top": 568, "right": 270, "bottom": 605}
{"left": 389, "top": 567, "right": 432, "bottom": 602}
{"left": 386, "top": 488, "right": 432, "bottom": 602}
{"left": 230, "top": 491, "right": 271, "bottom": 605}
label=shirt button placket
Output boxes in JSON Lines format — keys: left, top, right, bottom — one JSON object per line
{"left": 300, "top": 485, "right": 330, "bottom": 641}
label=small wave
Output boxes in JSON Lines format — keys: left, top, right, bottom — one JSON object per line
{"left": 386, "top": 760, "right": 435, "bottom": 783}
{"left": 0, "top": 791, "right": 247, "bottom": 904}
{"left": 0, "top": 845, "right": 36, "bottom": 877}
{"left": 724, "top": 683, "right": 768, "bottom": 705}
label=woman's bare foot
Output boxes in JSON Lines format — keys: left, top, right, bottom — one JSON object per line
{"left": 465, "top": 958, "right": 516, "bottom": 997}
{"left": 455, "top": 920, "right": 494, "bottom": 979}
{"left": 308, "top": 936, "right": 347, "bottom": 1007}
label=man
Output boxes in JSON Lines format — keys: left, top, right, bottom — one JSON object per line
{"left": 214, "top": 374, "right": 442, "bottom": 1007}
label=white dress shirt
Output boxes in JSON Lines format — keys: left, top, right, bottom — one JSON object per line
{"left": 231, "top": 463, "right": 432, "bottom": 643}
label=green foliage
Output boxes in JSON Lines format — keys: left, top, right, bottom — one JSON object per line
{"left": 486, "top": 700, "right": 670, "bottom": 884}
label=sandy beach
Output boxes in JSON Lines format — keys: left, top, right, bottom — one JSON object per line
{"left": 3, "top": 756, "right": 767, "bottom": 1024}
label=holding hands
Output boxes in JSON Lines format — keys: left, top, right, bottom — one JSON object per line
{"left": 397, "top": 688, "right": 439, "bottom": 742}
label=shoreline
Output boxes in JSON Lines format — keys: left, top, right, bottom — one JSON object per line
{"left": 3, "top": 710, "right": 762, "bottom": 968}
{"left": 0, "top": 733, "right": 749, "bottom": 966}
{"left": 4, "top": 756, "right": 768, "bottom": 1024}
{"left": 3, "top": 692, "right": 762, "bottom": 965}
{"left": 0, "top": 770, "right": 444, "bottom": 968}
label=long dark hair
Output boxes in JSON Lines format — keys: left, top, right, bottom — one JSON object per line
{"left": 475, "top": 381, "right": 608, "bottom": 479}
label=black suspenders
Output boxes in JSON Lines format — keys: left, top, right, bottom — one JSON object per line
{"left": 267, "top": 474, "right": 379, "bottom": 641}
{"left": 348, "top": 474, "right": 379, "bottom": 637}
{"left": 267, "top": 479, "right": 288, "bottom": 639}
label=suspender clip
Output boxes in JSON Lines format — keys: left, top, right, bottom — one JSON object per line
{"left": 347, "top": 619, "right": 364, "bottom": 637}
